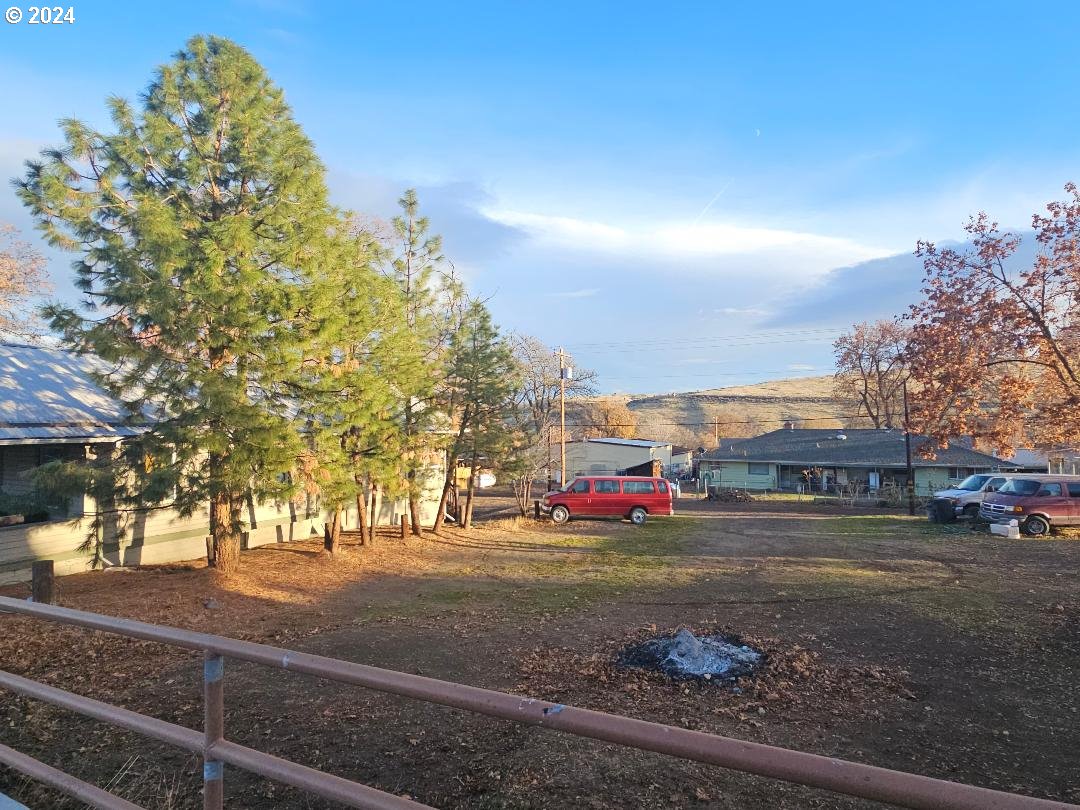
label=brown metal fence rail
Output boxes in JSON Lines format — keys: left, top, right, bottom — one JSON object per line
{"left": 0, "top": 595, "right": 1075, "bottom": 810}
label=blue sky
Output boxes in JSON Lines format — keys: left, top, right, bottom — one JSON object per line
{"left": 3, "top": 1, "right": 1079, "bottom": 392}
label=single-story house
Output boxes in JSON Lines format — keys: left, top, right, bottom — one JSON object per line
{"left": 0, "top": 342, "right": 443, "bottom": 583}
{"left": 563, "top": 438, "right": 692, "bottom": 481}
{"left": 697, "top": 427, "right": 1020, "bottom": 496}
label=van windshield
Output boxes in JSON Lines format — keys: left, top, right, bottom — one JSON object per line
{"left": 998, "top": 479, "right": 1041, "bottom": 496}
{"left": 955, "top": 474, "right": 992, "bottom": 491}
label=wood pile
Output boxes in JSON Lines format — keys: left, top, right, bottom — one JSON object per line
{"left": 707, "top": 488, "right": 756, "bottom": 503}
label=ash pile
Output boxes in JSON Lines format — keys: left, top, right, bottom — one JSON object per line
{"left": 618, "top": 628, "right": 763, "bottom": 682}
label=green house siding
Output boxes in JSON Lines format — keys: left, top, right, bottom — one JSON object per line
{"left": 702, "top": 461, "right": 777, "bottom": 490}
{"left": 915, "top": 467, "right": 953, "bottom": 496}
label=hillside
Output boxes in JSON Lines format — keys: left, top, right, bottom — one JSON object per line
{"left": 570, "top": 376, "right": 864, "bottom": 448}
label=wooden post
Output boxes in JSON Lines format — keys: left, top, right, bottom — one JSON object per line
{"left": 456, "top": 503, "right": 464, "bottom": 525}
{"left": 400, "top": 514, "right": 407, "bottom": 540}
{"left": 534, "top": 500, "right": 541, "bottom": 519}
{"left": 31, "top": 560, "right": 55, "bottom": 605}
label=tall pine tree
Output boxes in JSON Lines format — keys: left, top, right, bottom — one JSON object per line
{"left": 433, "top": 301, "right": 519, "bottom": 531}
{"left": 17, "top": 36, "right": 339, "bottom": 573}
{"left": 386, "top": 190, "right": 461, "bottom": 536}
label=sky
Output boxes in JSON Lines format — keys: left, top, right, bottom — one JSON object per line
{"left": 2, "top": 0, "right": 1080, "bottom": 393}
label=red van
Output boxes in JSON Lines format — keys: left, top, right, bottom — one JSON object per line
{"left": 541, "top": 476, "right": 674, "bottom": 526}
{"left": 979, "top": 475, "right": 1080, "bottom": 536}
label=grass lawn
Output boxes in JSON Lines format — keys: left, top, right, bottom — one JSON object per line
{"left": 1, "top": 496, "right": 1078, "bottom": 809}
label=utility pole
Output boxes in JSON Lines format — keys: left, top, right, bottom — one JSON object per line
{"left": 713, "top": 415, "right": 719, "bottom": 447}
{"left": 555, "top": 347, "right": 570, "bottom": 484}
{"left": 903, "top": 381, "right": 915, "bottom": 516}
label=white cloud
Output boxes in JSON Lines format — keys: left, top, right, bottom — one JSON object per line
{"left": 713, "top": 306, "right": 769, "bottom": 317}
{"left": 483, "top": 207, "right": 886, "bottom": 280}
{"left": 545, "top": 288, "right": 600, "bottom": 299}
{"left": 788, "top": 363, "right": 816, "bottom": 371}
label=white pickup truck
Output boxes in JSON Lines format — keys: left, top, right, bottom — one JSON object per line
{"left": 933, "top": 473, "right": 1012, "bottom": 519}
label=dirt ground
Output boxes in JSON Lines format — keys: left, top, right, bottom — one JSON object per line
{"left": 1, "top": 491, "right": 1078, "bottom": 809}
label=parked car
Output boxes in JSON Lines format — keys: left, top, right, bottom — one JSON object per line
{"left": 933, "top": 473, "right": 1012, "bottom": 519}
{"left": 541, "top": 476, "right": 674, "bottom": 526}
{"left": 979, "top": 474, "right": 1080, "bottom": 536}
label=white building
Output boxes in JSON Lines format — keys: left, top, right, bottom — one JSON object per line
{"left": 563, "top": 438, "right": 674, "bottom": 481}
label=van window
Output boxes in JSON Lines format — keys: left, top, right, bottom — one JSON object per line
{"left": 657, "top": 480, "right": 669, "bottom": 494}
{"left": 1038, "top": 483, "right": 1063, "bottom": 496}
{"left": 985, "top": 477, "right": 1006, "bottom": 492}
{"left": 999, "top": 479, "right": 1041, "bottom": 496}
{"left": 623, "top": 480, "right": 655, "bottom": 495}
{"left": 1068, "top": 483, "right": 1080, "bottom": 497}
{"left": 569, "top": 479, "right": 590, "bottom": 494}
{"left": 594, "top": 480, "right": 620, "bottom": 494}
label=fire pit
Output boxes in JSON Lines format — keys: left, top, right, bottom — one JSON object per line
{"left": 618, "top": 628, "right": 763, "bottom": 682}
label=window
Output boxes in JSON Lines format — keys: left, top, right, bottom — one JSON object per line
{"left": 985, "top": 477, "right": 1006, "bottom": 492}
{"left": 1000, "top": 479, "right": 1041, "bottom": 496}
{"left": 1068, "top": 483, "right": 1080, "bottom": 498}
{"left": 623, "top": 481, "right": 655, "bottom": 494}
{"left": 657, "top": 480, "right": 669, "bottom": 494}
{"left": 747, "top": 462, "right": 770, "bottom": 476}
{"left": 570, "top": 479, "right": 590, "bottom": 494}
{"left": 594, "top": 480, "right": 619, "bottom": 494}
{"left": 1038, "top": 483, "right": 1063, "bottom": 496}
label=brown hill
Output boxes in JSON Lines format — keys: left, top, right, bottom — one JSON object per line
{"left": 570, "top": 376, "right": 864, "bottom": 448}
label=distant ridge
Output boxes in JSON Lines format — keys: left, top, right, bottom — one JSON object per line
{"left": 570, "top": 376, "right": 862, "bottom": 446}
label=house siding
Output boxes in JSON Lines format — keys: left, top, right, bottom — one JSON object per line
{"left": 700, "top": 461, "right": 778, "bottom": 490}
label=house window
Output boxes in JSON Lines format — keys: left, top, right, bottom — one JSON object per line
{"left": 747, "top": 462, "right": 770, "bottom": 476}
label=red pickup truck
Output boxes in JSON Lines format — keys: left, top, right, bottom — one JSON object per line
{"left": 542, "top": 476, "right": 674, "bottom": 526}
{"left": 979, "top": 474, "right": 1080, "bottom": 535}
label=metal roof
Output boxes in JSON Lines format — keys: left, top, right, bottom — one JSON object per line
{"left": 0, "top": 343, "right": 144, "bottom": 445}
{"left": 699, "top": 428, "right": 1016, "bottom": 469}
{"left": 584, "top": 438, "right": 671, "bottom": 448}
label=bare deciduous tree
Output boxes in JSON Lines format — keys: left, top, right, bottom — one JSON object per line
{"left": 833, "top": 320, "right": 909, "bottom": 429}
{"left": 0, "top": 223, "right": 50, "bottom": 336}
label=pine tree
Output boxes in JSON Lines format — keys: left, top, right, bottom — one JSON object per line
{"left": 433, "top": 301, "right": 519, "bottom": 531}
{"left": 17, "top": 36, "right": 340, "bottom": 573}
{"left": 385, "top": 190, "right": 461, "bottom": 536}
{"left": 302, "top": 230, "right": 417, "bottom": 554}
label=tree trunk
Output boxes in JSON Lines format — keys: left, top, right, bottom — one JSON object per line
{"left": 432, "top": 454, "right": 458, "bottom": 534}
{"left": 368, "top": 483, "right": 379, "bottom": 546}
{"left": 463, "top": 451, "right": 479, "bottom": 529}
{"left": 408, "top": 490, "right": 422, "bottom": 537}
{"left": 354, "top": 479, "right": 368, "bottom": 545}
{"left": 209, "top": 490, "right": 241, "bottom": 574}
{"left": 324, "top": 507, "right": 343, "bottom": 554}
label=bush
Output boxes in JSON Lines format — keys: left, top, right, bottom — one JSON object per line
{"left": 0, "top": 491, "right": 51, "bottom": 524}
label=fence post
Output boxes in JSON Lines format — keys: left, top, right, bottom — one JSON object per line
{"left": 400, "top": 515, "right": 407, "bottom": 540}
{"left": 31, "top": 561, "right": 54, "bottom": 605}
{"left": 203, "top": 652, "right": 224, "bottom": 810}
{"left": 533, "top": 500, "right": 541, "bottom": 519}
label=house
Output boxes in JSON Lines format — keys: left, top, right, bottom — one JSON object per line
{"left": 563, "top": 438, "right": 674, "bottom": 481}
{"left": 697, "top": 427, "right": 1019, "bottom": 496}
{"left": 0, "top": 342, "right": 443, "bottom": 583}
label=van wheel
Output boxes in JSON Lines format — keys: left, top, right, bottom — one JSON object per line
{"left": 1022, "top": 515, "right": 1050, "bottom": 537}
{"left": 962, "top": 504, "right": 980, "bottom": 520}
{"left": 629, "top": 507, "right": 647, "bottom": 526}
{"left": 550, "top": 505, "right": 570, "bottom": 525}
